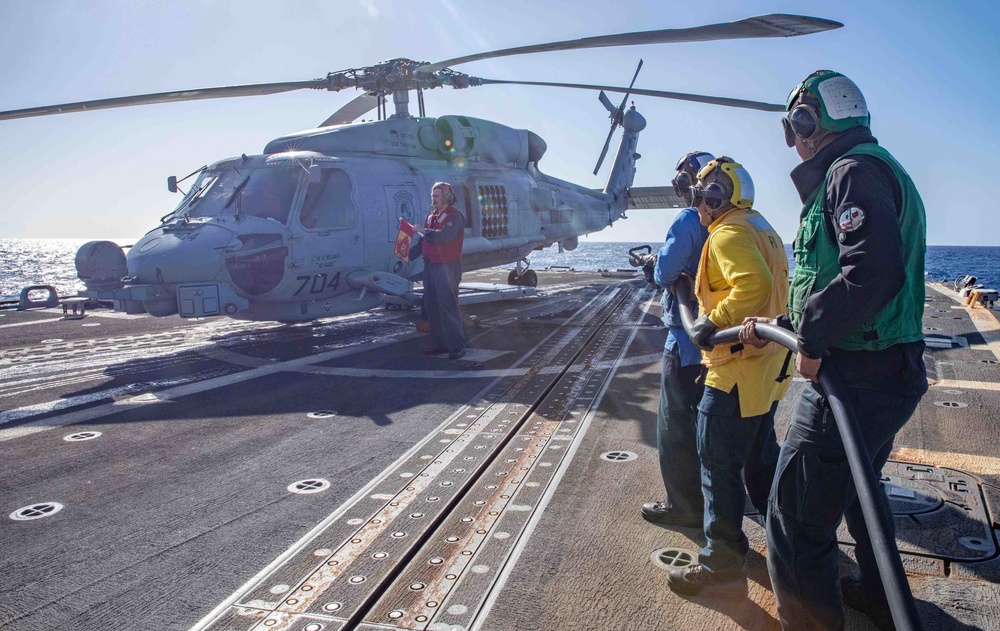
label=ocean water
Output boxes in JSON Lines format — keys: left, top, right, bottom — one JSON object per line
{"left": 1, "top": 237, "right": 998, "bottom": 299}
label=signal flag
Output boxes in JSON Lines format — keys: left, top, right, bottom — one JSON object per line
{"left": 394, "top": 219, "right": 415, "bottom": 262}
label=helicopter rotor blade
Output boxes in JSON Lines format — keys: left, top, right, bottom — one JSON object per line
{"left": 593, "top": 122, "right": 618, "bottom": 176}
{"left": 616, "top": 59, "right": 643, "bottom": 113}
{"left": 0, "top": 80, "right": 331, "bottom": 121}
{"left": 416, "top": 14, "right": 841, "bottom": 74}
{"left": 477, "top": 78, "right": 785, "bottom": 112}
{"left": 320, "top": 94, "right": 380, "bottom": 126}
{"left": 598, "top": 90, "right": 617, "bottom": 115}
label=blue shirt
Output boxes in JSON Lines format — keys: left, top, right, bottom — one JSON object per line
{"left": 653, "top": 207, "right": 708, "bottom": 367}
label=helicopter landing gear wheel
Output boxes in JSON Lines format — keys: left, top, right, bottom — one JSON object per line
{"left": 507, "top": 259, "right": 537, "bottom": 287}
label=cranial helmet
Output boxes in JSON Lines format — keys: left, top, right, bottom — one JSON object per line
{"left": 692, "top": 156, "right": 754, "bottom": 212}
{"left": 783, "top": 70, "right": 870, "bottom": 147}
{"left": 671, "top": 151, "right": 716, "bottom": 201}
{"left": 432, "top": 181, "right": 457, "bottom": 205}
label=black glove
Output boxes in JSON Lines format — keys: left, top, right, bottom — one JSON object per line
{"left": 642, "top": 264, "right": 655, "bottom": 285}
{"left": 690, "top": 314, "right": 718, "bottom": 351}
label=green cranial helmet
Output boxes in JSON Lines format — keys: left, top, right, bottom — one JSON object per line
{"left": 786, "top": 70, "right": 870, "bottom": 133}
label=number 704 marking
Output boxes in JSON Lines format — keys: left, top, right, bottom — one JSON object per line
{"left": 294, "top": 272, "right": 342, "bottom": 296}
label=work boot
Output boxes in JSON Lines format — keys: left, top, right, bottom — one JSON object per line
{"left": 448, "top": 349, "right": 466, "bottom": 360}
{"left": 667, "top": 565, "right": 748, "bottom": 600}
{"left": 640, "top": 501, "right": 702, "bottom": 528}
{"left": 841, "top": 578, "right": 896, "bottom": 631}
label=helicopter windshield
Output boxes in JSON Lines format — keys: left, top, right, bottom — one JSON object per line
{"left": 180, "top": 164, "right": 300, "bottom": 224}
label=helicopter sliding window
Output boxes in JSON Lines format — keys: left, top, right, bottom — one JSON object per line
{"left": 299, "top": 169, "right": 356, "bottom": 230}
{"left": 237, "top": 166, "right": 299, "bottom": 223}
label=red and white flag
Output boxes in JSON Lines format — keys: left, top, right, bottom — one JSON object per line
{"left": 394, "top": 219, "right": 415, "bottom": 262}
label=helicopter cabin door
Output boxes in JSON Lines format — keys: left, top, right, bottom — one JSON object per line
{"left": 290, "top": 166, "right": 362, "bottom": 298}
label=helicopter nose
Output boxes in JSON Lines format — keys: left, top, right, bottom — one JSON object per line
{"left": 127, "top": 225, "right": 231, "bottom": 284}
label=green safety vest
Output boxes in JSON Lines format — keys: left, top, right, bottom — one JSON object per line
{"left": 788, "top": 143, "right": 926, "bottom": 351}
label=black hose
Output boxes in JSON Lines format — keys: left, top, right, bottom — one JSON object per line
{"left": 672, "top": 274, "right": 921, "bottom": 631}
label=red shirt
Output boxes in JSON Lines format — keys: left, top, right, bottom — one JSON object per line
{"left": 422, "top": 205, "right": 465, "bottom": 263}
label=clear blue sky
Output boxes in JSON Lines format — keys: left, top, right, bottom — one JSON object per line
{"left": 0, "top": 0, "right": 997, "bottom": 246}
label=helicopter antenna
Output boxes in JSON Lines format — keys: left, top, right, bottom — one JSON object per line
{"left": 593, "top": 60, "right": 642, "bottom": 175}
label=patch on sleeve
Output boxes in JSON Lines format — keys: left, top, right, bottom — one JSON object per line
{"left": 838, "top": 206, "right": 866, "bottom": 233}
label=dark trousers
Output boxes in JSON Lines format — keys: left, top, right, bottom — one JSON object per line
{"left": 656, "top": 345, "right": 705, "bottom": 516}
{"left": 424, "top": 261, "right": 466, "bottom": 353}
{"left": 696, "top": 386, "right": 780, "bottom": 574}
{"left": 766, "top": 381, "right": 921, "bottom": 631}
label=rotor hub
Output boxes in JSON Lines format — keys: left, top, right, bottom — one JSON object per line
{"left": 323, "top": 58, "right": 482, "bottom": 97}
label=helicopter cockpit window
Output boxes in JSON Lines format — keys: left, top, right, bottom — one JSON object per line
{"left": 237, "top": 166, "right": 298, "bottom": 223}
{"left": 299, "top": 168, "right": 356, "bottom": 231}
{"left": 180, "top": 168, "right": 240, "bottom": 218}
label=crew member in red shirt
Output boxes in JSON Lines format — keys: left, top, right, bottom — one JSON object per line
{"left": 414, "top": 182, "right": 467, "bottom": 359}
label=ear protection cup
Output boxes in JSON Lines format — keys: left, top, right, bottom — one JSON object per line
{"left": 433, "top": 182, "right": 457, "bottom": 205}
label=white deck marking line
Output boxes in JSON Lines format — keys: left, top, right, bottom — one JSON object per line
{"left": 0, "top": 317, "right": 65, "bottom": 328}
{"left": 189, "top": 282, "right": 629, "bottom": 630}
{"left": 471, "top": 290, "right": 653, "bottom": 630}
{"left": 932, "top": 379, "right": 1000, "bottom": 392}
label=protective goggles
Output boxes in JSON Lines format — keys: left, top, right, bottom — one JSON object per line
{"left": 691, "top": 182, "right": 729, "bottom": 210}
{"left": 671, "top": 170, "right": 695, "bottom": 197}
{"left": 782, "top": 102, "right": 821, "bottom": 147}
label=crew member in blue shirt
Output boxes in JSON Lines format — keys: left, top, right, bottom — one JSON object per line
{"left": 640, "top": 151, "right": 714, "bottom": 528}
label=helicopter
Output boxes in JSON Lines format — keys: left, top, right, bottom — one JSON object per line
{"left": 1, "top": 13, "right": 841, "bottom": 323}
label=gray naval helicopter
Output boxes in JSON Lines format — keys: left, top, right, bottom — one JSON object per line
{"left": 1, "top": 14, "right": 840, "bottom": 322}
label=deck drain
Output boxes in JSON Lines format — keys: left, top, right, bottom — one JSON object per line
{"left": 41, "top": 338, "right": 64, "bottom": 344}
{"left": 307, "top": 411, "right": 337, "bottom": 419}
{"left": 934, "top": 401, "right": 968, "bottom": 408}
{"left": 600, "top": 451, "right": 637, "bottom": 462}
{"left": 10, "top": 502, "right": 64, "bottom": 521}
{"left": 980, "top": 359, "right": 1000, "bottom": 364}
{"left": 287, "top": 479, "right": 330, "bottom": 494}
{"left": 650, "top": 547, "right": 697, "bottom": 571}
{"left": 64, "top": 431, "right": 102, "bottom": 442}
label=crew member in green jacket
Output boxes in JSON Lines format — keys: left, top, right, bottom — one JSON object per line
{"left": 742, "top": 70, "right": 927, "bottom": 631}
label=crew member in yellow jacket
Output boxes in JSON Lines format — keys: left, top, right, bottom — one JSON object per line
{"left": 666, "top": 157, "right": 793, "bottom": 600}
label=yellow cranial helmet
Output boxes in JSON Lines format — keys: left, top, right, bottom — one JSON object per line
{"left": 693, "top": 157, "right": 754, "bottom": 211}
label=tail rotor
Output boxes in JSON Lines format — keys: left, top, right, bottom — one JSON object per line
{"left": 593, "top": 59, "right": 643, "bottom": 175}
